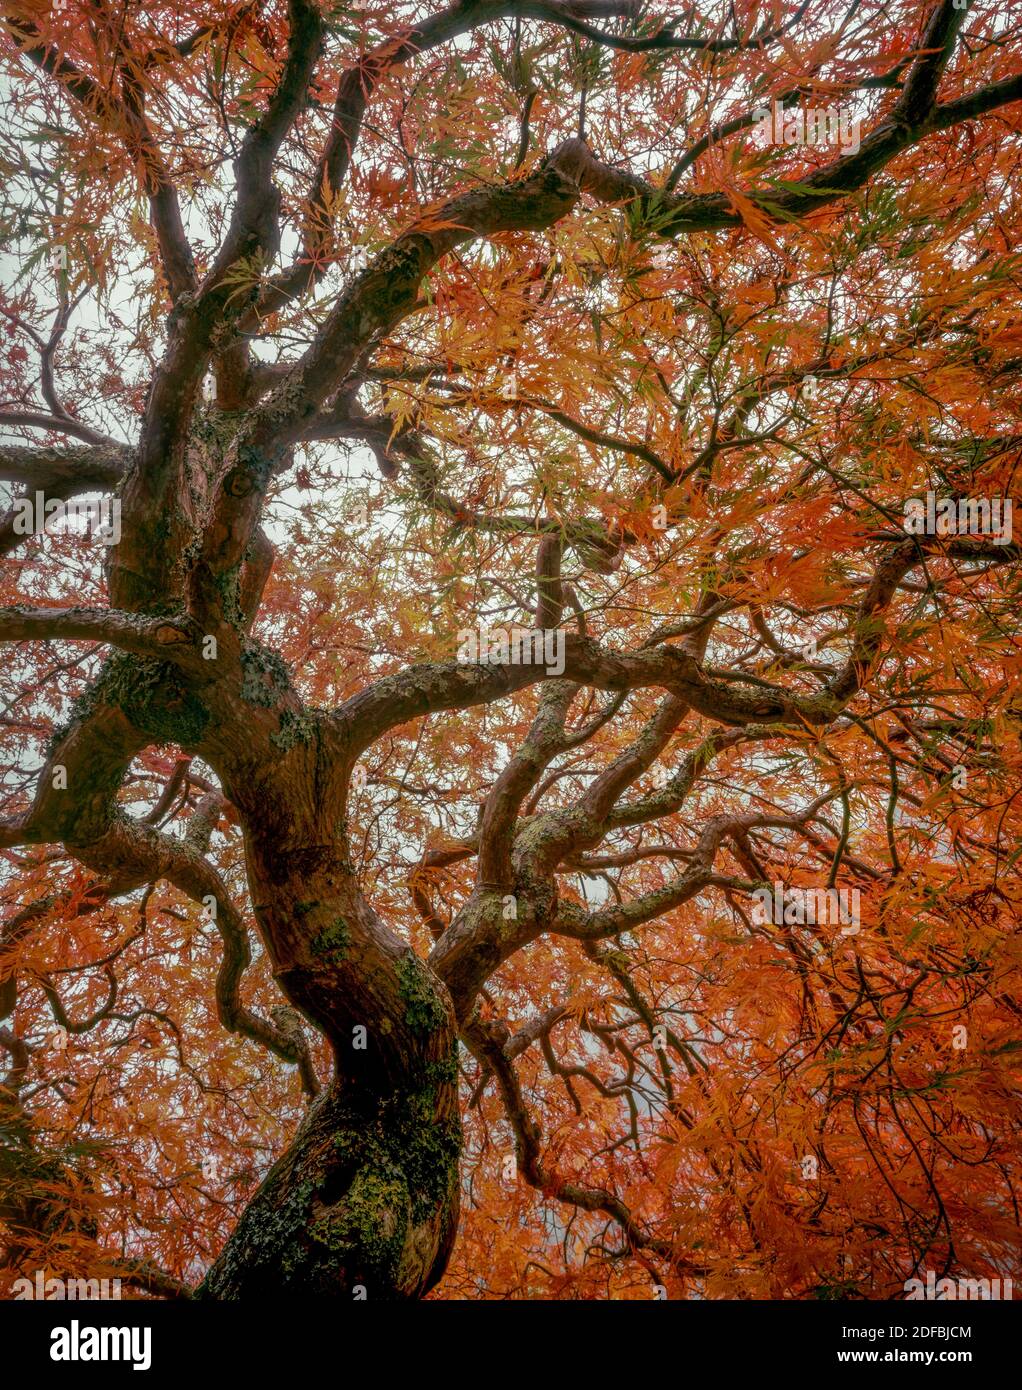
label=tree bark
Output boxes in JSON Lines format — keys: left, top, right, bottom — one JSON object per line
{"left": 197, "top": 1071, "right": 460, "bottom": 1299}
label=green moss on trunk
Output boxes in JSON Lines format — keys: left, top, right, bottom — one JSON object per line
{"left": 195, "top": 1073, "right": 460, "bottom": 1300}
{"left": 50, "top": 652, "right": 209, "bottom": 751}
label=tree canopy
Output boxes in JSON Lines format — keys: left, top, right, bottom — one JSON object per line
{"left": 1, "top": 0, "right": 1021, "bottom": 1301}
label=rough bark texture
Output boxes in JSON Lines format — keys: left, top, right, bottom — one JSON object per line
{"left": 198, "top": 1074, "right": 461, "bottom": 1299}
{"left": 3, "top": 0, "right": 1021, "bottom": 1301}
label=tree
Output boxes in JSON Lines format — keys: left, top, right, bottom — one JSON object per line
{"left": 1, "top": 0, "right": 1020, "bottom": 1302}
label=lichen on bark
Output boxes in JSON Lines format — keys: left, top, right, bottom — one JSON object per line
{"left": 196, "top": 1072, "right": 461, "bottom": 1300}
{"left": 51, "top": 651, "right": 210, "bottom": 751}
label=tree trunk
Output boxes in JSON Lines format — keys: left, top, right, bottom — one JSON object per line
{"left": 197, "top": 1070, "right": 460, "bottom": 1300}
{"left": 197, "top": 824, "right": 463, "bottom": 1299}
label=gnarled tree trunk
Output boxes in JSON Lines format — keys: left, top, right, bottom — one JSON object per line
{"left": 198, "top": 1074, "right": 460, "bottom": 1299}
